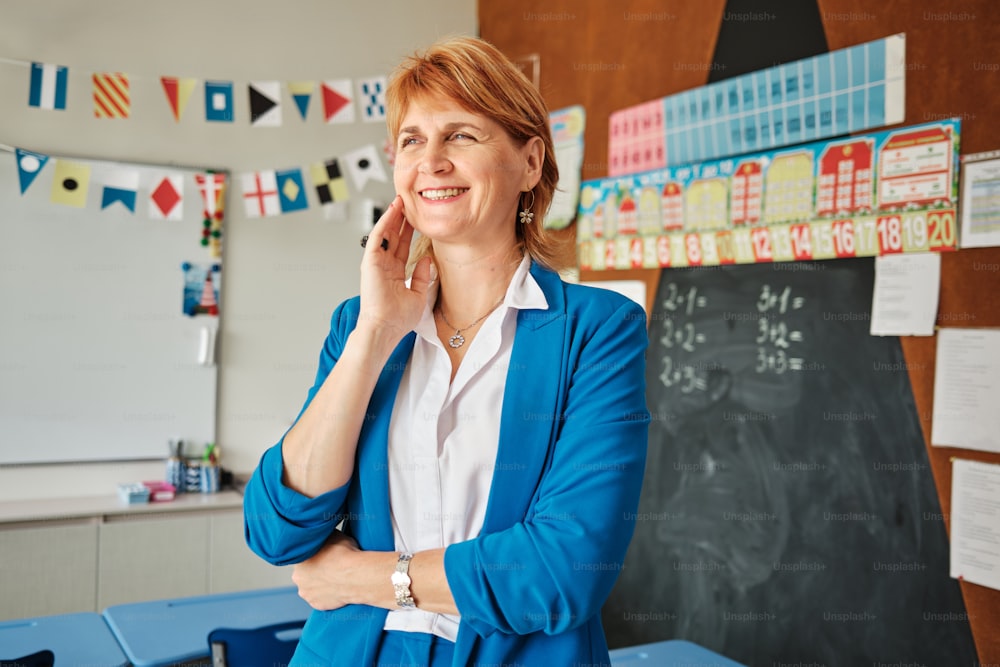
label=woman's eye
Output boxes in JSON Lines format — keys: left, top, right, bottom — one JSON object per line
{"left": 450, "top": 132, "right": 474, "bottom": 141}
{"left": 399, "top": 137, "right": 419, "bottom": 148}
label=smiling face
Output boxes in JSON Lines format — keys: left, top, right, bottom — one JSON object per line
{"left": 393, "top": 93, "right": 541, "bottom": 253}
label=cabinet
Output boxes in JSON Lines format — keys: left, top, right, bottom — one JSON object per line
{"left": 0, "top": 492, "right": 291, "bottom": 621}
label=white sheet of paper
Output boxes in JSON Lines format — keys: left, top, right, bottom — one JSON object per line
{"left": 950, "top": 458, "right": 1000, "bottom": 591}
{"left": 870, "top": 253, "right": 941, "bottom": 336}
{"left": 960, "top": 155, "right": 1000, "bottom": 249}
{"left": 931, "top": 328, "right": 1000, "bottom": 452}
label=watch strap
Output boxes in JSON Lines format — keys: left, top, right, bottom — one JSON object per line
{"left": 392, "top": 552, "right": 415, "bottom": 609}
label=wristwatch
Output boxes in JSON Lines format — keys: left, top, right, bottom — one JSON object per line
{"left": 391, "top": 553, "right": 416, "bottom": 608}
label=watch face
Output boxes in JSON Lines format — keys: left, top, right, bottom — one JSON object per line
{"left": 391, "top": 571, "right": 411, "bottom": 586}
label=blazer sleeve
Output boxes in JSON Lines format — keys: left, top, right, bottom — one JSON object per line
{"left": 243, "top": 299, "right": 359, "bottom": 566}
{"left": 444, "top": 297, "right": 651, "bottom": 636}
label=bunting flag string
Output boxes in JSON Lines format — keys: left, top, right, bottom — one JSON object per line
{"left": 3, "top": 53, "right": 384, "bottom": 127}
{"left": 7, "top": 138, "right": 388, "bottom": 232}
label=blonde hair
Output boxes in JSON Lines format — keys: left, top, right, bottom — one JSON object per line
{"left": 387, "top": 36, "right": 569, "bottom": 272}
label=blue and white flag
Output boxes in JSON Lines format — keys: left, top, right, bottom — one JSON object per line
{"left": 276, "top": 168, "right": 308, "bottom": 213}
{"left": 14, "top": 148, "right": 49, "bottom": 194}
{"left": 29, "top": 62, "right": 68, "bottom": 110}
{"left": 101, "top": 169, "right": 140, "bottom": 212}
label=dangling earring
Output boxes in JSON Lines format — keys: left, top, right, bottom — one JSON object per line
{"left": 519, "top": 189, "right": 535, "bottom": 224}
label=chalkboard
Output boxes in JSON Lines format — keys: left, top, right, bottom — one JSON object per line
{"left": 0, "top": 147, "right": 221, "bottom": 464}
{"left": 603, "top": 258, "right": 976, "bottom": 665}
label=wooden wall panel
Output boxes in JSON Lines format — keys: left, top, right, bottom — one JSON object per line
{"left": 818, "top": 1, "right": 1000, "bottom": 662}
{"left": 482, "top": 1, "right": 1000, "bottom": 662}
{"left": 479, "top": 0, "right": 727, "bottom": 312}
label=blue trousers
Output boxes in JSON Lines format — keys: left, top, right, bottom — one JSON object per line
{"left": 374, "top": 630, "right": 456, "bottom": 667}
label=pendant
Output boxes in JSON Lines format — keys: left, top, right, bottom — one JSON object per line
{"left": 448, "top": 332, "right": 466, "bottom": 348}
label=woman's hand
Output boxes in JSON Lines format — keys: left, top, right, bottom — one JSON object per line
{"left": 291, "top": 531, "right": 362, "bottom": 611}
{"left": 357, "top": 195, "right": 434, "bottom": 341}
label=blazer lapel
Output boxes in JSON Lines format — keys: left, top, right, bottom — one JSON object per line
{"left": 351, "top": 332, "right": 416, "bottom": 551}
{"left": 481, "top": 264, "right": 568, "bottom": 533}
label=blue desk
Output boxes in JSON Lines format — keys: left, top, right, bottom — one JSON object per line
{"left": 610, "top": 639, "right": 745, "bottom": 666}
{"left": 102, "top": 586, "right": 311, "bottom": 667}
{"left": 0, "top": 612, "right": 128, "bottom": 666}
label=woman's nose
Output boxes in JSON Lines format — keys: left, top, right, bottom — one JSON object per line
{"left": 418, "top": 142, "right": 451, "bottom": 174}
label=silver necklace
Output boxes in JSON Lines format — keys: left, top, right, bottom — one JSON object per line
{"left": 436, "top": 297, "right": 504, "bottom": 348}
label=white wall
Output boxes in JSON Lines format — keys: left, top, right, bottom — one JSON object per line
{"left": 0, "top": 0, "right": 477, "bottom": 500}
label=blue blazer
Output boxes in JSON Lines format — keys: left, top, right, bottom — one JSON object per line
{"left": 244, "top": 262, "right": 650, "bottom": 666}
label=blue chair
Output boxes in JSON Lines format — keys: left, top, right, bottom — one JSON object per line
{"left": 0, "top": 650, "right": 55, "bottom": 667}
{"left": 207, "top": 620, "right": 305, "bottom": 667}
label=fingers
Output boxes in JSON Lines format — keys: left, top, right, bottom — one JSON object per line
{"left": 409, "top": 256, "right": 435, "bottom": 297}
{"left": 364, "top": 195, "right": 404, "bottom": 257}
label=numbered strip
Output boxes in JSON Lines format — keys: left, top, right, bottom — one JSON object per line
{"left": 594, "top": 208, "right": 958, "bottom": 271}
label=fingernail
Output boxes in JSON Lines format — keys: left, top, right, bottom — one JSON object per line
{"left": 429, "top": 261, "right": 438, "bottom": 282}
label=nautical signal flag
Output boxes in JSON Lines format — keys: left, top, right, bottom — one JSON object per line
{"left": 28, "top": 62, "right": 68, "bottom": 110}
{"left": 343, "top": 144, "right": 388, "bottom": 191}
{"left": 50, "top": 160, "right": 91, "bottom": 208}
{"left": 249, "top": 81, "right": 282, "bottom": 127}
{"left": 93, "top": 73, "right": 130, "bottom": 118}
{"left": 150, "top": 175, "right": 184, "bottom": 220}
{"left": 101, "top": 170, "right": 140, "bottom": 212}
{"left": 15, "top": 148, "right": 49, "bottom": 194}
{"left": 321, "top": 79, "right": 354, "bottom": 124}
{"left": 241, "top": 171, "right": 280, "bottom": 218}
{"left": 288, "top": 81, "right": 314, "bottom": 120}
{"left": 276, "top": 168, "right": 308, "bottom": 213}
{"left": 358, "top": 76, "right": 387, "bottom": 123}
{"left": 310, "top": 158, "right": 349, "bottom": 205}
{"left": 205, "top": 81, "right": 234, "bottom": 122}
{"left": 161, "top": 76, "right": 196, "bottom": 122}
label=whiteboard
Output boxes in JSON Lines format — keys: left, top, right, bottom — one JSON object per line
{"left": 0, "top": 147, "right": 222, "bottom": 464}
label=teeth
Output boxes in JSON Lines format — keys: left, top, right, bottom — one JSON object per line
{"left": 421, "top": 188, "right": 467, "bottom": 200}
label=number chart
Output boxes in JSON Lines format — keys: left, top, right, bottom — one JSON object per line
{"left": 578, "top": 119, "right": 960, "bottom": 271}
{"left": 608, "top": 33, "right": 905, "bottom": 175}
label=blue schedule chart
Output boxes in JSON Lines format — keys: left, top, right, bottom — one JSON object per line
{"left": 609, "top": 33, "right": 905, "bottom": 176}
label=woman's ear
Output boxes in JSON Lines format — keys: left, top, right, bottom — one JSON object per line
{"left": 523, "top": 136, "right": 544, "bottom": 188}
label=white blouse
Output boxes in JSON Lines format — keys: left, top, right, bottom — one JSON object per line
{"left": 382, "top": 255, "right": 547, "bottom": 640}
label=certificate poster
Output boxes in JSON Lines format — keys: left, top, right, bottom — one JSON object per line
{"left": 578, "top": 119, "right": 960, "bottom": 271}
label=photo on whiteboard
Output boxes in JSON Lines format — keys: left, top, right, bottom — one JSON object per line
{"left": 181, "top": 261, "right": 221, "bottom": 317}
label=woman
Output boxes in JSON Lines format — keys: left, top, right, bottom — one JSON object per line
{"left": 244, "top": 36, "right": 650, "bottom": 666}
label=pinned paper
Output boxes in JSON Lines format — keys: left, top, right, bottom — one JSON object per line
{"left": 545, "top": 105, "right": 586, "bottom": 230}
{"left": 15, "top": 148, "right": 49, "bottom": 194}
{"left": 101, "top": 169, "right": 140, "bottom": 212}
{"left": 249, "top": 81, "right": 282, "bottom": 127}
{"left": 93, "top": 72, "right": 130, "bottom": 118}
{"left": 321, "top": 79, "right": 354, "bottom": 123}
{"left": 205, "top": 81, "right": 234, "bottom": 122}
{"left": 241, "top": 170, "right": 280, "bottom": 218}
{"left": 181, "top": 262, "right": 221, "bottom": 317}
{"left": 950, "top": 459, "right": 1000, "bottom": 592}
{"left": 28, "top": 62, "right": 68, "bottom": 110}
{"left": 343, "top": 144, "right": 387, "bottom": 191}
{"left": 357, "top": 76, "right": 387, "bottom": 122}
{"left": 50, "top": 159, "right": 90, "bottom": 207}
{"left": 161, "top": 76, "right": 196, "bottom": 122}
{"left": 870, "top": 253, "right": 941, "bottom": 336}
{"left": 149, "top": 175, "right": 184, "bottom": 220}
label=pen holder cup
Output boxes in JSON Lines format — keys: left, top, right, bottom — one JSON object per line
{"left": 184, "top": 460, "right": 203, "bottom": 493}
{"left": 200, "top": 464, "right": 220, "bottom": 493}
{"left": 166, "top": 457, "right": 185, "bottom": 493}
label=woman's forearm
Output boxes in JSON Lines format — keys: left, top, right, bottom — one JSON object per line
{"left": 280, "top": 325, "right": 401, "bottom": 498}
